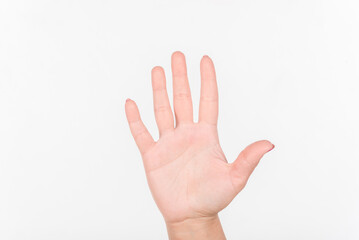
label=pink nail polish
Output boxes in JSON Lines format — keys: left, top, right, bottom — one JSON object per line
{"left": 267, "top": 144, "right": 275, "bottom": 152}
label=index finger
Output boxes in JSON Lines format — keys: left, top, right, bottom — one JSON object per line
{"left": 199, "top": 55, "right": 218, "bottom": 126}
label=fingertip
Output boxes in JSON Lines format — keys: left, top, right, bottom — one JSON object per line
{"left": 172, "top": 51, "right": 184, "bottom": 58}
{"left": 200, "top": 55, "right": 214, "bottom": 69}
{"left": 257, "top": 140, "right": 274, "bottom": 153}
{"left": 172, "top": 51, "right": 186, "bottom": 67}
{"left": 125, "top": 98, "right": 132, "bottom": 107}
{"left": 200, "top": 55, "right": 206, "bottom": 64}
{"left": 202, "top": 54, "right": 210, "bottom": 60}
{"left": 266, "top": 143, "right": 275, "bottom": 153}
{"left": 125, "top": 98, "right": 134, "bottom": 105}
{"left": 125, "top": 98, "right": 137, "bottom": 113}
{"left": 151, "top": 66, "right": 164, "bottom": 74}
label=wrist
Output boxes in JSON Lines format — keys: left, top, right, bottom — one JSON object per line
{"left": 166, "top": 215, "right": 226, "bottom": 240}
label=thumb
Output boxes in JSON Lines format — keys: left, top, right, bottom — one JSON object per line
{"left": 230, "top": 140, "right": 274, "bottom": 192}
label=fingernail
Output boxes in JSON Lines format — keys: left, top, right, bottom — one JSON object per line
{"left": 267, "top": 144, "right": 275, "bottom": 153}
{"left": 126, "top": 98, "right": 131, "bottom": 102}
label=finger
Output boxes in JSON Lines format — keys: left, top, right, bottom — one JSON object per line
{"left": 125, "top": 99, "right": 155, "bottom": 155}
{"left": 199, "top": 55, "right": 218, "bottom": 126}
{"left": 151, "top": 66, "right": 174, "bottom": 135}
{"left": 230, "top": 140, "right": 274, "bottom": 191}
{"left": 171, "top": 51, "right": 193, "bottom": 125}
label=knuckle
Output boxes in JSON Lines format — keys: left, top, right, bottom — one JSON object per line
{"left": 154, "top": 105, "right": 170, "bottom": 113}
{"left": 133, "top": 129, "right": 148, "bottom": 140}
{"left": 174, "top": 92, "right": 191, "bottom": 100}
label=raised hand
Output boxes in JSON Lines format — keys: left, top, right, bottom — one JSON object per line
{"left": 125, "top": 51, "right": 274, "bottom": 239}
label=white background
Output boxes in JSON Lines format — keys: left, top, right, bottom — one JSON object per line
{"left": 1, "top": 0, "right": 359, "bottom": 239}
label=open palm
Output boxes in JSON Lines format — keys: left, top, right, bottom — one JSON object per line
{"left": 125, "top": 51, "right": 274, "bottom": 224}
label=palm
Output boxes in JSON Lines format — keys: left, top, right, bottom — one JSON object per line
{"left": 125, "top": 52, "right": 274, "bottom": 224}
{"left": 144, "top": 123, "right": 234, "bottom": 223}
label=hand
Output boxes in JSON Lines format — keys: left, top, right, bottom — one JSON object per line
{"left": 125, "top": 51, "right": 274, "bottom": 239}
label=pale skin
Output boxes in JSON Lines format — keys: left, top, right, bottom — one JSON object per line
{"left": 125, "top": 51, "right": 274, "bottom": 240}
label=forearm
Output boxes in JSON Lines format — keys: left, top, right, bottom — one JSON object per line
{"left": 166, "top": 215, "right": 226, "bottom": 240}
